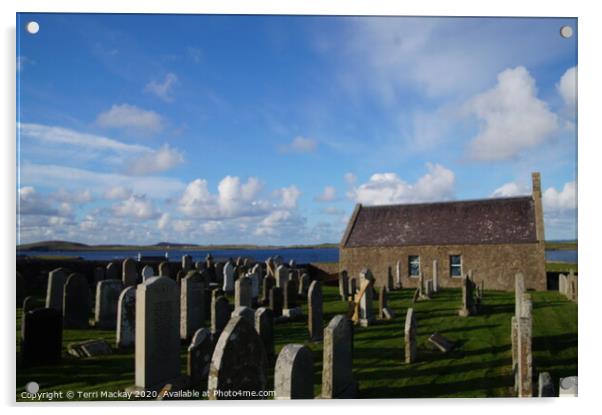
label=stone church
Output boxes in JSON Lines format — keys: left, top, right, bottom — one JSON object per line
{"left": 339, "top": 173, "right": 546, "bottom": 291}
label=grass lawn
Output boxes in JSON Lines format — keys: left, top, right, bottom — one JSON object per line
{"left": 16, "top": 286, "right": 577, "bottom": 401}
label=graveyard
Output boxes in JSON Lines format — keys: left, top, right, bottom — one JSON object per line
{"left": 16, "top": 259, "right": 578, "bottom": 400}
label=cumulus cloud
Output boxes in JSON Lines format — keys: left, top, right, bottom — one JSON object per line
{"left": 348, "top": 163, "right": 455, "bottom": 205}
{"left": 491, "top": 182, "right": 529, "bottom": 198}
{"left": 275, "top": 185, "right": 301, "bottom": 209}
{"left": 315, "top": 186, "right": 337, "bottom": 202}
{"left": 126, "top": 144, "right": 185, "bottom": 176}
{"left": 281, "top": 136, "right": 318, "bottom": 153}
{"left": 104, "top": 186, "right": 133, "bottom": 200}
{"left": 465, "top": 66, "right": 558, "bottom": 160}
{"left": 113, "top": 194, "right": 158, "bottom": 220}
{"left": 96, "top": 104, "right": 164, "bottom": 135}
{"left": 556, "top": 66, "right": 577, "bottom": 109}
{"left": 144, "top": 73, "right": 179, "bottom": 102}
{"left": 543, "top": 181, "right": 577, "bottom": 212}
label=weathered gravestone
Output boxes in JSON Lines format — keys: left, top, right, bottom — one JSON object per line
{"left": 269, "top": 286, "right": 284, "bottom": 317}
{"left": 63, "top": 273, "right": 91, "bottom": 329}
{"left": 106, "top": 262, "right": 119, "bottom": 280}
{"left": 181, "top": 255, "right": 193, "bottom": 272}
{"left": 321, "top": 315, "right": 357, "bottom": 398}
{"left": 357, "top": 269, "right": 375, "bottom": 327}
{"left": 308, "top": 280, "right": 323, "bottom": 341}
{"left": 180, "top": 271, "right": 206, "bottom": 340}
{"left": 22, "top": 296, "right": 39, "bottom": 313}
{"left": 276, "top": 264, "right": 290, "bottom": 288}
{"left": 234, "top": 276, "right": 252, "bottom": 308}
{"left": 298, "top": 273, "right": 310, "bottom": 296}
{"left": 222, "top": 261, "right": 235, "bottom": 293}
{"left": 176, "top": 270, "right": 186, "bottom": 285}
{"left": 215, "top": 262, "right": 225, "bottom": 286}
{"left": 458, "top": 275, "right": 476, "bottom": 317}
{"left": 116, "top": 286, "right": 136, "bottom": 349}
{"left": 283, "top": 278, "right": 301, "bottom": 318}
{"left": 141, "top": 265, "right": 154, "bottom": 282}
{"left": 348, "top": 277, "right": 357, "bottom": 298}
{"left": 122, "top": 258, "right": 138, "bottom": 287}
{"left": 559, "top": 376, "right": 577, "bottom": 397}
{"left": 394, "top": 260, "right": 402, "bottom": 290}
{"left": 275, "top": 344, "right": 314, "bottom": 399}
{"left": 94, "top": 279, "right": 123, "bottom": 329}
{"left": 158, "top": 261, "right": 170, "bottom": 278}
{"left": 211, "top": 295, "right": 230, "bottom": 339}
{"left": 432, "top": 260, "right": 439, "bottom": 292}
{"left": 538, "top": 372, "right": 555, "bottom": 397}
{"left": 428, "top": 332, "right": 455, "bottom": 353}
{"left": 260, "top": 276, "right": 275, "bottom": 306}
{"left": 21, "top": 308, "right": 62, "bottom": 367}
{"left": 247, "top": 272, "right": 260, "bottom": 302}
{"left": 187, "top": 328, "right": 214, "bottom": 390}
{"left": 339, "top": 271, "right": 349, "bottom": 301}
{"left": 231, "top": 306, "right": 255, "bottom": 326}
{"left": 378, "top": 286, "right": 394, "bottom": 320}
{"left": 45, "top": 268, "right": 68, "bottom": 312}
{"left": 516, "top": 292, "right": 533, "bottom": 397}
{"left": 68, "top": 339, "right": 113, "bottom": 357}
{"left": 404, "top": 308, "right": 417, "bottom": 364}
{"left": 134, "top": 276, "right": 181, "bottom": 390}
{"left": 255, "top": 307, "right": 274, "bottom": 362}
{"left": 207, "top": 316, "right": 268, "bottom": 400}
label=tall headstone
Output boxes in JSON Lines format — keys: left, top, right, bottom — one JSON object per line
{"left": 538, "top": 372, "right": 555, "bottom": 397}
{"left": 275, "top": 344, "right": 314, "bottom": 399}
{"left": 255, "top": 307, "right": 274, "bottom": 362}
{"left": 404, "top": 308, "right": 417, "bottom": 364}
{"left": 269, "top": 286, "right": 284, "bottom": 317}
{"left": 116, "top": 286, "right": 136, "bottom": 349}
{"left": 106, "top": 262, "right": 119, "bottom": 280}
{"left": 141, "top": 265, "right": 154, "bottom": 282}
{"left": 187, "top": 328, "right": 214, "bottom": 390}
{"left": 135, "top": 276, "right": 180, "bottom": 390}
{"left": 458, "top": 275, "right": 475, "bottom": 317}
{"left": 283, "top": 278, "right": 300, "bottom": 317}
{"left": 215, "top": 262, "right": 225, "bottom": 286}
{"left": 211, "top": 295, "right": 230, "bottom": 338}
{"left": 432, "top": 259, "right": 439, "bottom": 292}
{"left": 395, "top": 260, "right": 402, "bottom": 289}
{"left": 348, "top": 278, "right": 357, "bottom": 298}
{"left": 207, "top": 316, "right": 268, "bottom": 400}
{"left": 94, "top": 280, "right": 123, "bottom": 329}
{"left": 20, "top": 308, "right": 62, "bottom": 367}
{"left": 515, "top": 273, "right": 526, "bottom": 318}
{"left": 260, "top": 276, "right": 275, "bottom": 306}
{"left": 222, "top": 261, "right": 235, "bottom": 294}
{"left": 45, "top": 268, "right": 68, "bottom": 312}
{"left": 339, "top": 271, "right": 349, "bottom": 301}
{"left": 158, "top": 261, "right": 170, "bottom": 278}
{"left": 182, "top": 255, "right": 193, "bottom": 272}
{"left": 180, "top": 271, "right": 206, "bottom": 340}
{"left": 308, "top": 281, "right": 323, "bottom": 341}
{"left": 357, "top": 269, "right": 375, "bottom": 327}
{"left": 122, "top": 258, "right": 138, "bottom": 287}
{"left": 517, "top": 293, "right": 533, "bottom": 397}
{"left": 234, "top": 276, "right": 252, "bottom": 308}
{"left": 298, "top": 273, "right": 310, "bottom": 296}
{"left": 62, "top": 273, "right": 91, "bottom": 329}
{"left": 247, "top": 271, "right": 260, "bottom": 301}
{"left": 378, "top": 286, "right": 394, "bottom": 320}
{"left": 321, "top": 315, "right": 357, "bottom": 398}
{"left": 276, "top": 265, "right": 290, "bottom": 288}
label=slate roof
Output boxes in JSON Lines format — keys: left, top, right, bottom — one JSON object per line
{"left": 341, "top": 196, "right": 538, "bottom": 248}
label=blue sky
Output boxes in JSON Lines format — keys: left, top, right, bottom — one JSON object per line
{"left": 16, "top": 14, "right": 577, "bottom": 245}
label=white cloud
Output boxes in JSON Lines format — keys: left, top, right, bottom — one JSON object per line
{"left": 126, "top": 144, "right": 185, "bottom": 175}
{"left": 53, "top": 188, "right": 93, "bottom": 204}
{"left": 104, "top": 186, "right": 133, "bottom": 200}
{"left": 18, "top": 187, "right": 60, "bottom": 216}
{"left": 543, "top": 181, "right": 577, "bottom": 212}
{"left": 315, "top": 186, "right": 337, "bottom": 202}
{"left": 96, "top": 104, "right": 164, "bottom": 135}
{"left": 281, "top": 136, "right": 317, "bottom": 153}
{"left": 275, "top": 185, "right": 301, "bottom": 209}
{"left": 157, "top": 212, "right": 171, "bottom": 230}
{"left": 557, "top": 66, "right": 577, "bottom": 109}
{"left": 19, "top": 123, "right": 151, "bottom": 153}
{"left": 113, "top": 194, "right": 158, "bottom": 220}
{"left": 349, "top": 163, "right": 455, "bottom": 205}
{"left": 491, "top": 182, "right": 529, "bottom": 198}
{"left": 344, "top": 172, "right": 357, "bottom": 185}
{"left": 144, "top": 73, "right": 179, "bottom": 102}
{"left": 465, "top": 66, "right": 558, "bottom": 160}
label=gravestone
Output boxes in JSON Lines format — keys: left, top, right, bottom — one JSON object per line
{"left": 339, "top": 271, "right": 349, "bottom": 301}
{"left": 21, "top": 308, "right": 62, "bottom": 367}
{"left": 141, "top": 265, "right": 154, "bottom": 282}
{"left": 269, "top": 286, "right": 284, "bottom": 317}
{"left": 308, "top": 281, "right": 323, "bottom": 341}
{"left": 426, "top": 280, "right": 434, "bottom": 297}
{"left": 22, "top": 296, "right": 38, "bottom": 313}
{"left": 321, "top": 315, "right": 357, "bottom": 398}
{"left": 559, "top": 376, "right": 577, "bottom": 397}
{"left": 458, "top": 275, "right": 475, "bottom": 317}
{"left": 158, "top": 261, "right": 170, "bottom": 278}
{"left": 182, "top": 255, "right": 193, "bottom": 272}
{"left": 207, "top": 316, "right": 268, "bottom": 400}
{"left": 260, "top": 276, "right": 275, "bottom": 306}
{"left": 255, "top": 307, "right": 274, "bottom": 362}
{"left": 538, "top": 372, "right": 555, "bottom": 397}
{"left": 418, "top": 272, "right": 425, "bottom": 297}
{"left": 515, "top": 272, "right": 525, "bottom": 317}
{"left": 432, "top": 260, "right": 439, "bottom": 292}
{"left": 395, "top": 260, "right": 402, "bottom": 289}
{"left": 283, "top": 278, "right": 300, "bottom": 317}
{"left": 215, "top": 262, "right": 225, "bottom": 286}
{"left": 122, "top": 258, "right": 138, "bottom": 287}
{"left": 348, "top": 278, "right": 357, "bottom": 298}
{"left": 378, "top": 286, "right": 394, "bottom": 320}
{"left": 45, "top": 268, "right": 68, "bottom": 312}
{"left": 63, "top": 273, "right": 91, "bottom": 329}
{"left": 68, "top": 339, "right": 113, "bottom": 357}
{"left": 412, "top": 288, "right": 420, "bottom": 303}
{"left": 187, "top": 328, "right": 214, "bottom": 390}
{"left": 428, "top": 332, "right": 455, "bottom": 353}
{"left": 517, "top": 293, "right": 533, "bottom": 397}
{"left": 357, "top": 269, "right": 375, "bottom": 327}
{"left": 404, "top": 308, "right": 417, "bottom": 364}
{"left": 234, "top": 276, "right": 252, "bottom": 308}
{"left": 176, "top": 270, "right": 186, "bottom": 285}
{"left": 222, "top": 261, "right": 235, "bottom": 293}
{"left": 180, "top": 271, "right": 206, "bottom": 340}
{"left": 116, "top": 286, "right": 136, "bottom": 349}
{"left": 247, "top": 272, "right": 260, "bottom": 302}
{"left": 135, "top": 276, "right": 181, "bottom": 390}
{"left": 211, "top": 295, "right": 230, "bottom": 338}
{"left": 94, "top": 267, "right": 105, "bottom": 285}
{"left": 275, "top": 344, "right": 314, "bottom": 399}
{"left": 94, "top": 280, "right": 123, "bottom": 329}
{"left": 298, "top": 273, "right": 310, "bottom": 296}
{"left": 106, "top": 262, "right": 119, "bottom": 280}
{"left": 231, "top": 306, "right": 255, "bottom": 326}
{"left": 276, "top": 265, "right": 290, "bottom": 288}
